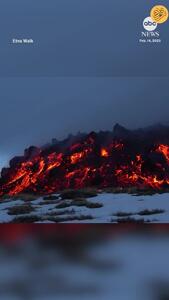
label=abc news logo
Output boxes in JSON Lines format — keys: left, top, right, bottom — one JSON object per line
{"left": 144, "top": 20, "right": 156, "bottom": 26}
{"left": 143, "top": 16, "right": 157, "bottom": 31}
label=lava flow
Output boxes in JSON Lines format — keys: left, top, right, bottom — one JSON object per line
{"left": 1, "top": 124, "right": 169, "bottom": 196}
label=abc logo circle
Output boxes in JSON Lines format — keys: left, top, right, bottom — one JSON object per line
{"left": 143, "top": 16, "right": 157, "bottom": 31}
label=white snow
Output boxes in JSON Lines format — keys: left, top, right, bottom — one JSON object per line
{"left": 0, "top": 192, "right": 169, "bottom": 223}
{"left": 62, "top": 193, "right": 169, "bottom": 223}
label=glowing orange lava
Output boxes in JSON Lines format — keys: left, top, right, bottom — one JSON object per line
{"left": 0, "top": 139, "right": 169, "bottom": 197}
{"left": 101, "top": 148, "right": 109, "bottom": 157}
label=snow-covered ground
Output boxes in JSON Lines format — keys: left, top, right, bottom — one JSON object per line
{"left": 1, "top": 192, "right": 169, "bottom": 223}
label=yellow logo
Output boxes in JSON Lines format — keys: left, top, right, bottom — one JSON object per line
{"left": 150, "top": 5, "right": 169, "bottom": 23}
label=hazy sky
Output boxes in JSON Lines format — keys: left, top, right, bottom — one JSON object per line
{"left": 0, "top": 0, "right": 169, "bottom": 168}
{"left": 0, "top": 77, "right": 169, "bottom": 168}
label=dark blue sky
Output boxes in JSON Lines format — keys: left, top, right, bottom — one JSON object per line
{"left": 0, "top": 0, "right": 168, "bottom": 76}
{"left": 0, "top": 0, "right": 169, "bottom": 168}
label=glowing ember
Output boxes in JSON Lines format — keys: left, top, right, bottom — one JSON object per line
{"left": 157, "top": 144, "right": 169, "bottom": 163}
{"left": 70, "top": 152, "right": 84, "bottom": 164}
{"left": 101, "top": 148, "right": 109, "bottom": 157}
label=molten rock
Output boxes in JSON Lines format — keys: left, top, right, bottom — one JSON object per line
{"left": 1, "top": 124, "right": 169, "bottom": 196}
